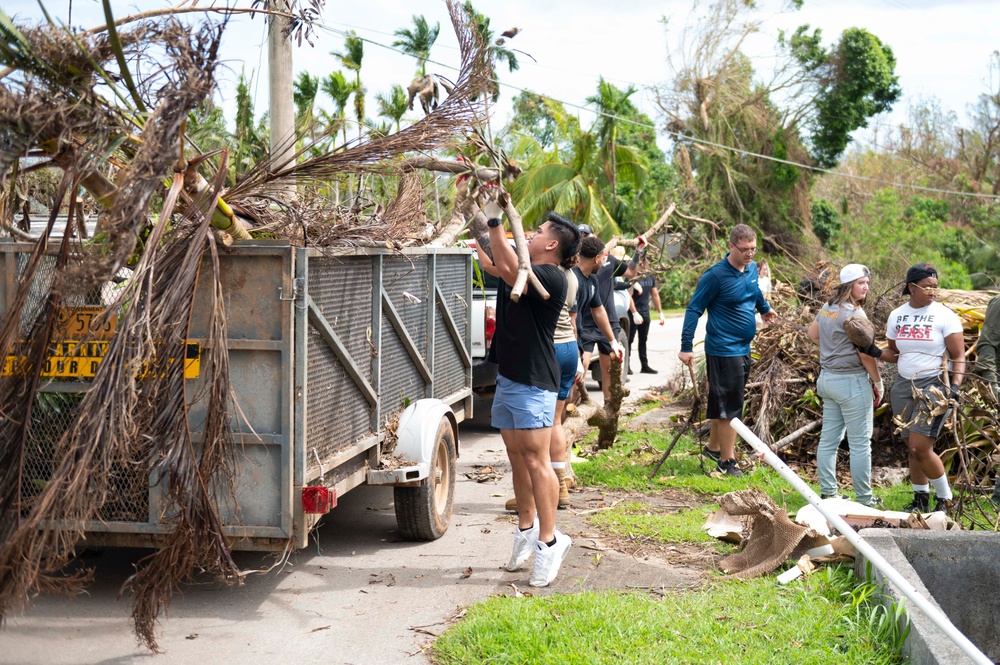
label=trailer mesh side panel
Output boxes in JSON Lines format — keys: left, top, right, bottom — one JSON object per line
{"left": 306, "top": 256, "right": 375, "bottom": 462}
{"left": 433, "top": 255, "right": 469, "bottom": 400}
{"left": 15, "top": 252, "right": 148, "bottom": 523}
{"left": 379, "top": 256, "right": 429, "bottom": 417}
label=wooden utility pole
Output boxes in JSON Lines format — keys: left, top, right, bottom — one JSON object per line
{"left": 268, "top": 0, "right": 295, "bottom": 197}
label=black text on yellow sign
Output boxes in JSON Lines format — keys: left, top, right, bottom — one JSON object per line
{"left": 2, "top": 341, "right": 201, "bottom": 379}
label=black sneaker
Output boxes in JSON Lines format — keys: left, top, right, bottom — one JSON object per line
{"left": 700, "top": 446, "right": 721, "bottom": 463}
{"left": 627, "top": 367, "right": 634, "bottom": 375}
{"left": 640, "top": 366, "right": 658, "bottom": 374}
{"left": 906, "top": 491, "right": 930, "bottom": 513}
{"left": 933, "top": 497, "right": 956, "bottom": 516}
{"left": 820, "top": 493, "right": 843, "bottom": 500}
{"left": 717, "top": 458, "right": 744, "bottom": 477}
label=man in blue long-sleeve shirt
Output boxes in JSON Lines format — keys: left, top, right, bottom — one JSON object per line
{"left": 678, "top": 224, "right": 777, "bottom": 476}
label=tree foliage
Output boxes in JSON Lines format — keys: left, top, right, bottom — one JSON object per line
{"left": 392, "top": 14, "right": 440, "bottom": 76}
{"left": 787, "top": 26, "right": 902, "bottom": 167}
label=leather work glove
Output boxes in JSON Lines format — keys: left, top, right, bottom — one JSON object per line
{"left": 632, "top": 281, "right": 643, "bottom": 296}
{"left": 637, "top": 235, "right": 648, "bottom": 249}
{"left": 632, "top": 311, "right": 643, "bottom": 326}
{"left": 482, "top": 199, "right": 504, "bottom": 221}
{"left": 873, "top": 379, "right": 884, "bottom": 407}
{"left": 855, "top": 342, "right": 883, "bottom": 358}
{"left": 610, "top": 339, "right": 625, "bottom": 364}
{"left": 575, "top": 357, "right": 585, "bottom": 382}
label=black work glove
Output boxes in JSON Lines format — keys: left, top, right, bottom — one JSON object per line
{"left": 854, "top": 342, "right": 883, "bottom": 358}
{"left": 949, "top": 383, "right": 962, "bottom": 400}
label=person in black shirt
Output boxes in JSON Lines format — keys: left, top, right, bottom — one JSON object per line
{"left": 627, "top": 256, "right": 665, "bottom": 373}
{"left": 475, "top": 202, "right": 579, "bottom": 588}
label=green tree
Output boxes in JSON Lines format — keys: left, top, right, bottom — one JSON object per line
{"left": 332, "top": 31, "right": 365, "bottom": 139}
{"left": 787, "top": 26, "right": 902, "bottom": 167}
{"left": 376, "top": 84, "right": 409, "bottom": 133}
{"left": 507, "top": 99, "right": 645, "bottom": 238}
{"left": 392, "top": 15, "right": 440, "bottom": 76}
{"left": 586, "top": 77, "right": 637, "bottom": 198}
{"left": 293, "top": 71, "right": 319, "bottom": 129}
{"left": 811, "top": 199, "right": 840, "bottom": 249}
{"left": 234, "top": 71, "right": 268, "bottom": 179}
{"left": 320, "top": 70, "right": 356, "bottom": 148}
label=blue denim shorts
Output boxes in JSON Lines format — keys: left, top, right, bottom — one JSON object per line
{"left": 555, "top": 341, "right": 579, "bottom": 401}
{"left": 492, "top": 374, "right": 557, "bottom": 430}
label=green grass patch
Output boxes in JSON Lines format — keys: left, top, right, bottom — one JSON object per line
{"left": 588, "top": 500, "right": 723, "bottom": 548}
{"left": 433, "top": 566, "right": 903, "bottom": 665}
{"left": 574, "top": 431, "right": 810, "bottom": 514}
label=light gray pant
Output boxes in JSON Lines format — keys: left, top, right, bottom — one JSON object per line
{"left": 816, "top": 370, "right": 873, "bottom": 504}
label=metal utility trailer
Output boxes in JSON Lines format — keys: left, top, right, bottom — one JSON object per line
{"left": 6, "top": 241, "right": 473, "bottom": 552}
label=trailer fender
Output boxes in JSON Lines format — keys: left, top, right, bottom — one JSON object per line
{"left": 367, "top": 399, "right": 459, "bottom": 485}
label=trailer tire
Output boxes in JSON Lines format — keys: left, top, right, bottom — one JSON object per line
{"left": 394, "top": 417, "right": 456, "bottom": 540}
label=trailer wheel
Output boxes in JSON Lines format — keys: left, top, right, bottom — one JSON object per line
{"left": 394, "top": 417, "right": 456, "bottom": 540}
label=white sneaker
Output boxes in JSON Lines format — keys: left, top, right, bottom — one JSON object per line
{"left": 529, "top": 530, "right": 571, "bottom": 587}
{"left": 505, "top": 520, "right": 538, "bottom": 571}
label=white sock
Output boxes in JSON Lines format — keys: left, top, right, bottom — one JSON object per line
{"left": 551, "top": 462, "right": 566, "bottom": 469}
{"left": 929, "top": 475, "right": 953, "bottom": 501}
{"left": 911, "top": 483, "right": 929, "bottom": 493}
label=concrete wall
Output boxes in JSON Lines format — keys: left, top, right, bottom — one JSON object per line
{"left": 856, "top": 529, "right": 1000, "bottom": 665}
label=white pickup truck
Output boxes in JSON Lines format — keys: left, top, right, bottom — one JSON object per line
{"left": 468, "top": 241, "right": 631, "bottom": 394}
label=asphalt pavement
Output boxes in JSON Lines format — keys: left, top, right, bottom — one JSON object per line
{"left": 0, "top": 314, "right": 704, "bottom": 665}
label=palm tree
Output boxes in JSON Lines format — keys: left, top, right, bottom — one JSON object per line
{"left": 376, "top": 84, "right": 409, "bottom": 133}
{"left": 508, "top": 110, "right": 646, "bottom": 239}
{"left": 320, "top": 70, "right": 355, "bottom": 148}
{"left": 586, "top": 77, "right": 638, "bottom": 197}
{"left": 392, "top": 15, "right": 440, "bottom": 76}
{"left": 462, "top": 2, "right": 519, "bottom": 101}
{"left": 332, "top": 31, "right": 365, "bottom": 139}
{"left": 293, "top": 71, "right": 319, "bottom": 130}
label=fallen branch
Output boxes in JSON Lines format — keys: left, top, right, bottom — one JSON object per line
{"left": 674, "top": 209, "right": 721, "bottom": 230}
{"left": 501, "top": 194, "right": 547, "bottom": 301}
{"left": 608, "top": 203, "right": 677, "bottom": 252}
{"left": 588, "top": 357, "right": 628, "bottom": 448}
{"left": 400, "top": 156, "right": 506, "bottom": 182}
{"left": 771, "top": 419, "right": 822, "bottom": 454}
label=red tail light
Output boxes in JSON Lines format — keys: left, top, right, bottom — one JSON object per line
{"left": 302, "top": 486, "right": 336, "bottom": 514}
{"left": 484, "top": 305, "right": 496, "bottom": 350}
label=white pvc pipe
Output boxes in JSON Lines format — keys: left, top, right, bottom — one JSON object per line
{"left": 730, "top": 417, "right": 992, "bottom": 665}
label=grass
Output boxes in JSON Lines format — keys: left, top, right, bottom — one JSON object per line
{"left": 432, "top": 566, "right": 903, "bottom": 665}
{"left": 432, "top": 411, "right": 908, "bottom": 664}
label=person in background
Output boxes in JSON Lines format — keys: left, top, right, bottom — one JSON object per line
{"left": 475, "top": 201, "right": 578, "bottom": 587}
{"left": 756, "top": 258, "right": 773, "bottom": 329}
{"left": 806, "top": 264, "right": 882, "bottom": 507}
{"left": 881, "top": 263, "right": 965, "bottom": 514}
{"left": 628, "top": 256, "right": 665, "bottom": 374}
{"left": 579, "top": 241, "right": 644, "bottom": 401}
{"left": 678, "top": 224, "right": 777, "bottom": 477}
{"left": 972, "top": 293, "right": 1000, "bottom": 504}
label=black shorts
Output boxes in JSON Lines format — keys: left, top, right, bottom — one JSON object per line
{"left": 706, "top": 354, "right": 752, "bottom": 420}
{"left": 579, "top": 334, "right": 613, "bottom": 356}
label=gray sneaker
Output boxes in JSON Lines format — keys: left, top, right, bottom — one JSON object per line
{"left": 529, "top": 530, "right": 572, "bottom": 587}
{"left": 505, "top": 520, "right": 538, "bottom": 572}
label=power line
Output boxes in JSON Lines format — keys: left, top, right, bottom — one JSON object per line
{"left": 314, "top": 21, "right": 1000, "bottom": 202}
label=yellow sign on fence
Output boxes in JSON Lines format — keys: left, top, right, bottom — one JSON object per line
{"left": 2, "top": 341, "right": 201, "bottom": 379}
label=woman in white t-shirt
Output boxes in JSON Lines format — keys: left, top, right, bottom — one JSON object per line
{"left": 882, "top": 263, "right": 966, "bottom": 514}
{"left": 806, "top": 264, "right": 882, "bottom": 506}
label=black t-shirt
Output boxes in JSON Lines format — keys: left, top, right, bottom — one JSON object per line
{"left": 488, "top": 264, "right": 567, "bottom": 392}
{"left": 633, "top": 274, "right": 656, "bottom": 315}
{"left": 574, "top": 267, "right": 604, "bottom": 342}
{"left": 593, "top": 257, "right": 628, "bottom": 333}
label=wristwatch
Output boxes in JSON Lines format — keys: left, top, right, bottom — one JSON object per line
{"left": 487, "top": 218, "right": 503, "bottom": 228}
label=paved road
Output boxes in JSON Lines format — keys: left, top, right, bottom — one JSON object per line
{"left": 0, "top": 315, "right": 703, "bottom": 665}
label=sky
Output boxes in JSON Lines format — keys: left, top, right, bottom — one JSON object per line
{"left": 6, "top": 0, "right": 1000, "bottom": 156}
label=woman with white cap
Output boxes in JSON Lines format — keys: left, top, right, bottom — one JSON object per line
{"left": 807, "top": 263, "right": 883, "bottom": 506}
